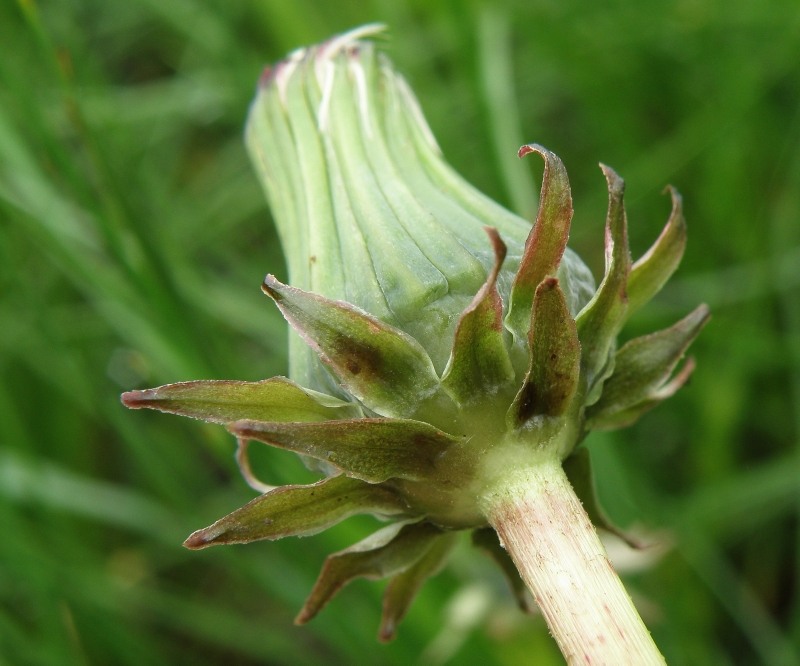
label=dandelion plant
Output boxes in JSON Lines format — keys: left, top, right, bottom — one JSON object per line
{"left": 122, "top": 25, "right": 707, "bottom": 663}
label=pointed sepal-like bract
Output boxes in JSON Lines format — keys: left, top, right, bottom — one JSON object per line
{"left": 509, "top": 278, "right": 580, "bottom": 426}
{"left": 505, "top": 145, "right": 573, "bottom": 345}
{"left": 576, "top": 165, "right": 632, "bottom": 389}
{"left": 472, "top": 528, "right": 534, "bottom": 612}
{"left": 379, "top": 531, "right": 458, "bottom": 642}
{"left": 626, "top": 186, "right": 687, "bottom": 321}
{"left": 586, "top": 359, "right": 697, "bottom": 431}
{"left": 183, "top": 475, "right": 411, "bottom": 549}
{"left": 562, "top": 448, "right": 642, "bottom": 548}
{"left": 120, "top": 377, "right": 357, "bottom": 424}
{"left": 229, "top": 417, "right": 459, "bottom": 483}
{"left": 441, "top": 228, "right": 514, "bottom": 406}
{"left": 262, "top": 275, "right": 440, "bottom": 418}
{"left": 586, "top": 304, "right": 709, "bottom": 430}
{"left": 296, "top": 521, "right": 444, "bottom": 625}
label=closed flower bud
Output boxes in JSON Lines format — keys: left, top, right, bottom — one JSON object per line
{"left": 123, "top": 25, "right": 707, "bottom": 649}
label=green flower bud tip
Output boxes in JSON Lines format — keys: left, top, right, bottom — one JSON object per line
{"left": 122, "top": 25, "right": 708, "bottom": 641}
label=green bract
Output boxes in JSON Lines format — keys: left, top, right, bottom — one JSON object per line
{"left": 122, "top": 25, "right": 708, "bottom": 641}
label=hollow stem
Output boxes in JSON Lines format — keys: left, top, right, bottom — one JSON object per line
{"left": 482, "top": 459, "right": 665, "bottom": 665}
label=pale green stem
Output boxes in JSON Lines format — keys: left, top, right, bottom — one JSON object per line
{"left": 482, "top": 460, "right": 665, "bottom": 665}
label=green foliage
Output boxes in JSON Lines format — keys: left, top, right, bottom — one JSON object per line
{"left": 1, "top": 1, "right": 799, "bottom": 664}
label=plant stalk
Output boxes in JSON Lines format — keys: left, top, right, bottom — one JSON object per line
{"left": 483, "top": 459, "right": 665, "bottom": 665}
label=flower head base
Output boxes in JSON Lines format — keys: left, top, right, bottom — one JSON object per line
{"left": 122, "top": 26, "right": 708, "bottom": 641}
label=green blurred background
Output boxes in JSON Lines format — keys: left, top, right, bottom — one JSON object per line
{"left": 1, "top": 1, "right": 799, "bottom": 664}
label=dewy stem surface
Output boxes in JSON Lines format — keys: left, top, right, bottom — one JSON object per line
{"left": 482, "top": 459, "right": 666, "bottom": 665}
